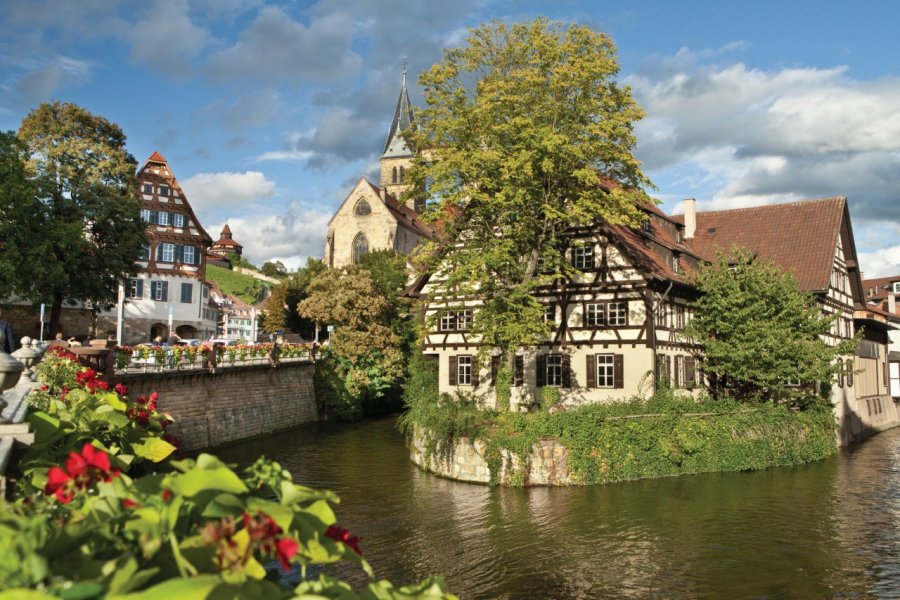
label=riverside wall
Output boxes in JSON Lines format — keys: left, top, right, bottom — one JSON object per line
{"left": 112, "top": 362, "right": 317, "bottom": 452}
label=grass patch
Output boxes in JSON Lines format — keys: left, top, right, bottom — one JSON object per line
{"left": 206, "top": 264, "right": 265, "bottom": 304}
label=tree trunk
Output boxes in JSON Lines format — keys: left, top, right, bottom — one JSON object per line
{"left": 48, "top": 293, "right": 64, "bottom": 340}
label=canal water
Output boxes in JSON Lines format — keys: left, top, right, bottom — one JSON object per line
{"left": 216, "top": 417, "right": 900, "bottom": 599}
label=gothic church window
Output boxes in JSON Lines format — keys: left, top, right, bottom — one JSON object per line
{"left": 352, "top": 232, "right": 369, "bottom": 264}
{"left": 392, "top": 167, "right": 398, "bottom": 184}
{"left": 399, "top": 166, "right": 405, "bottom": 183}
{"left": 354, "top": 198, "right": 371, "bottom": 216}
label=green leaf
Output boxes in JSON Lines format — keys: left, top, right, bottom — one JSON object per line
{"left": 201, "top": 493, "right": 245, "bottom": 519}
{"left": 107, "top": 574, "right": 222, "bottom": 600}
{"left": 170, "top": 468, "right": 248, "bottom": 498}
{"left": 131, "top": 438, "right": 176, "bottom": 463}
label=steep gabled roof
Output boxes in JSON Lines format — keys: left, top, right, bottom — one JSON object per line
{"left": 676, "top": 196, "right": 847, "bottom": 293}
{"left": 137, "top": 151, "right": 213, "bottom": 245}
{"left": 862, "top": 275, "right": 900, "bottom": 301}
{"left": 381, "top": 71, "right": 415, "bottom": 158}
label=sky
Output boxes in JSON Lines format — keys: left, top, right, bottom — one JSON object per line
{"left": 2, "top": 0, "right": 900, "bottom": 277}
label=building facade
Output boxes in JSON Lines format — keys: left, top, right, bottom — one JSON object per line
{"left": 414, "top": 196, "right": 898, "bottom": 445}
{"left": 97, "top": 152, "right": 217, "bottom": 343}
{"left": 324, "top": 71, "right": 436, "bottom": 268}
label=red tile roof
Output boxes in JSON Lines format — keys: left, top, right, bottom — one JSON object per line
{"left": 213, "top": 238, "right": 242, "bottom": 248}
{"left": 148, "top": 151, "right": 167, "bottom": 164}
{"left": 221, "top": 224, "right": 232, "bottom": 235}
{"left": 862, "top": 276, "right": 900, "bottom": 300}
{"left": 677, "top": 196, "right": 846, "bottom": 292}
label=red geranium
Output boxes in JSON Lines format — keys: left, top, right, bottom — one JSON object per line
{"left": 44, "top": 443, "right": 120, "bottom": 504}
{"left": 325, "top": 524, "right": 363, "bottom": 556}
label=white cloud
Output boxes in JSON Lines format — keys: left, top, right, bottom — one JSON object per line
{"left": 629, "top": 48, "right": 900, "bottom": 223}
{"left": 128, "top": 0, "right": 210, "bottom": 76}
{"left": 858, "top": 245, "right": 900, "bottom": 279}
{"left": 181, "top": 171, "right": 276, "bottom": 212}
{"left": 209, "top": 205, "right": 331, "bottom": 269}
{"left": 255, "top": 150, "right": 316, "bottom": 162}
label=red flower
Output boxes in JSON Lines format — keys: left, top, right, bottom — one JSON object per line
{"left": 114, "top": 383, "right": 128, "bottom": 396}
{"left": 162, "top": 488, "right": 173, "bottom": 503}
{"left": 122, "top": 498, "right": 140, "bottom": 509}
{"left": 275, "top": 537, "right": 299, "bottom": 572}
{"left": 44, "top": 444, "right": 119, "bottom": 504}
{"left": 40, "top": 385, "right": 49, "bottom": 392}
{"left": 44, "top": 466, "right": 74, "bottom": 504}
{"left": 325, "top": 525, "right": 363, "bottom": 556}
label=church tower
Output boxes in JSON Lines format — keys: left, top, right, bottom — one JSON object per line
{"left": 380, "top": 60, "right": 419, "bottom": 211}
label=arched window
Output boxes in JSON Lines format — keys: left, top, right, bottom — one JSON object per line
{"left": 399, "top": 165, "right": 405, "bottom": 183}
{"left": 354, "top": 198, "right": 371, "bottom": 216}
{"left": 352, "top": 232, "right": 369, "bottom": 264}
{"left": 392, "top": 167, "right": 398, "bottom": 184}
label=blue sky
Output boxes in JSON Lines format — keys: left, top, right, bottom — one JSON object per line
{"left": 3, "top": 0, "right": 900, "bottom": 276}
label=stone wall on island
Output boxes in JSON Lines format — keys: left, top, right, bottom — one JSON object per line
{"left": 409, "top": 429, "right": 574, "bottom": 486}
{"left": 112, "top": 362, "right": 317, "bottom": 452}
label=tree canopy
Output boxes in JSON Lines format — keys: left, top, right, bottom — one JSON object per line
{"left": 685, "top": 248, "right": 858, "bottom": 403}
{"left": 16, "top": 102, "right": 146, "bottom": 335}
{"left": 261, "top": 257, "right": 326, "bottom": 337}
{"left": 0, "top": 131, "right": 43, "bottom": 300}
{"left": 406, "top": 18, "right": 653, "bottom": 357}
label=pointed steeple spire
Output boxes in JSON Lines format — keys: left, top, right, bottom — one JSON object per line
{"left": 382, "top": 56, "right": 415, "bottom": 158}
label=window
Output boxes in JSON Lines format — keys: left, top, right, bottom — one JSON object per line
{"left": 392, "top": 167, "right": 398, "bottom": 184}
{"left": 641, "top": 218, "right": 651, "bottom": 232}
{"left": 545, "top": 354, "right": 562, "bottom": 387}
{"left": 675, "top": 305, "right": 685, "bottom": 329}
{"left": 157, "top": 243, "right": 175, "bottom": 262}
{"left": 456, "top": 309, "right": 472, "bottom": 331}
{"left": 354, "top": 199, "right": 371, "bottom": 216}
{"left": 585, "top": 303, "right": 605, "bottom": 327}
{"left": 142, "top": 183, "right": 153, "bottom": 194}
{"left": 173, "top": 213, "right": 185, "bottom": 228}
{"left": 894, "top": 282, "right": 900, "bottom": 294}
{"left": 158, "top": 185, "right": 169, "bottom": 197}
{"left": 596, "top": 354, "right": 615, "bottom": 388}
{"left": 352, "top": 232, "right": 369, "bottom": 264}
{"left": 656, "top": 302, "right": 667, "bottom": 328}
{"left": 151, "top": 281, "right": 168, "bottom": 302}
{"left": 457, "top": 355, "right": 472, "bottom": 385}
{"left": 672, "top": 253, "right": 680, "bottom": 274}
{"left": 183, "top": 245, "right": 195, "bottom": 265}
{"left": 674, "top": 355, "right": 683, "bottom": 388}
{"left": 399, "top": 165, "right": 405, "bottom": 183}
{"left": 160, "top": 211, "right": 171, "bottom": 226}
{"left": 675, "top": 228, "right": 684, "bottom": 243}
{"left": 141, "top": 245, "right": 150, "bottom": 260}
{"left": 543, "top": 303, "right": 556, "bottom": 324}
{"left": 180, "top": 283, "right": 193, "bottom": 303}
{"left": 130, "top": 279, "right": 143, "bottom": 299}
{"left": 439, "top": 312, "right": 456, "bottom": 331}
{"left": 573, "top": 244, "right": 594, "bottom": 270}
{"left": 202, "top": 285, "right": 209, "bottom": 298}
{"left": 140, "top": 208, "right": 151, "bottom": 222}
{"left": 607, "top": 302, "right": 628, "bottom": 326}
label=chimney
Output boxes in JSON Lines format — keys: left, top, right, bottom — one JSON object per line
{"left": 683, "top": 198, "right": 697, "bottom": 240}
{"left": 889, "top": 290, "right": 896, "bottom": 315}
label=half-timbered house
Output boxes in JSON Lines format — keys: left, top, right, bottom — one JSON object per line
{"left": 413, "top": 194, "right": 899, "bottom": 443}
{"left": 97, "top": 152, "right": 217, "bottom": 343}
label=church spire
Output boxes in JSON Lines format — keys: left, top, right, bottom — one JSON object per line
{"left": 382, "top": 56, "right": 415, "bottom": 158}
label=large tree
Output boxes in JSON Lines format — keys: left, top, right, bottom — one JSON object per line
{"left": 406, "top": 18, "right": 653, "bottom": 358}
{"left": 261, "top": 257, "right": 326, "bottom": 338}
{"left": 298, "top": 265, "right": 405, "bottom": 419}
{"left": 0, "top": 131, "right": 44, "bottom": 300}
{"left": 17, "top": 102, "right": 146, "bottom": 335}
{"left": 685, "top": 248, "right": 858, "bottom": 403}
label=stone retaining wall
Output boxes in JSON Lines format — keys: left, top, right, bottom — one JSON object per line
{"left": 112, "top": 362, "right": 317, "bottom": 451}
{"left": 409, "top": 429, "right": 574, "bottom": 486}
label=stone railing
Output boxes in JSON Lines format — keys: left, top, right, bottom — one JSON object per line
{"left": 110, "top": 343, "right": 316, "bottom": 375}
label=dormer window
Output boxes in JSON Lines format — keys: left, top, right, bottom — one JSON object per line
{"left": 641, "top": 218, "right": 651, "bottom": 232}
{"left": 354, "top": 199, "right": 372, "bottom": 216}
{"left": 893, "top": 282, "right": 900, "bottom": 294}
{"left": 675, "top": 228, "right": 683, "bottom": 243}
{"left": 672, "top": 253, "right": 680, "bottom": 274}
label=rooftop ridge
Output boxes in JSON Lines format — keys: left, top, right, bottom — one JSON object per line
{"left": 685, "top": 195, "right": 845, "bottom": 217}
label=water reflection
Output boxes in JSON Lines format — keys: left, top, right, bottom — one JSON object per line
{"left": 217, "top": 418, "right": 900, "bottom": 599}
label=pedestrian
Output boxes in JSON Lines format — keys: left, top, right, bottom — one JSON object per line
{"left": 0, "top": 308, "right": 17, "bottom": 353}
